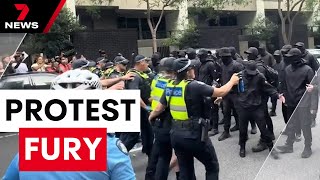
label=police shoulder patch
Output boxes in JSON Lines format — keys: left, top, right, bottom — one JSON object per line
{"left": 116, "top": 139, "right": 128, "bottom": 155}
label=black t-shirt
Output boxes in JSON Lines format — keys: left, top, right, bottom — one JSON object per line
{"left": 159, "top": 80, "right": 214, "bottom": 118}
{"left": 125, "top": 72, "right": 151, "bottom": 104}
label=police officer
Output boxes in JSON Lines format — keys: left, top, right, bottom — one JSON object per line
{"left": 105, "top": 56, "right": 128, "bottom": 79}
{"left": 197, "top": 49, "right": 221, "bottom": 135}
{"left": 237, "top": 60, "right": 283, "bottom": 158}
{"left": 277, "top": 48, "right": 314, "bottom": 158}
{"left": 121, "top": 55, "right": 153, "bottom": 158}
{"left": 145, "top": 57, "right": 176, "bottom": 180}
{"left": 218, "top": 47, "right": 244, "bottom": 141}
{"left": 3, "top": 134, "right": 135, "bottom": 180}
{"left": 149, "top": 58, "right": 240, "bottom": 180}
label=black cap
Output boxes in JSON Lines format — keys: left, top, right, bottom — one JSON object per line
{"left": 281, "top": 45, "right": 292, "bottom": 54}
{"left": 186, "top": 48, "right": 196, "bottom": 54}
{"left": 258, "top": 44, "right": 266, "bottom": 50}
{"left": 197, "top": 48, "right": 209, "bottom": 55}
{"left": 178, "top": 50, "right": 186, "bottom": 57}
{"left": 96, "top": 57, "right": 108, "bottom": 64}
{"left": 105, "top": 62, "right": 114, "bottom": 69}
{"left": 219, "top": 47, "right": 232, "bottom": 57}
{"left": 114, "top": 56, "right": 129, "bottom": 65}
{"left": 72, "top": 59, "right": 96, "bottom": 69}
{"left": 134, "top": 55, "right": 147, "bottom": 63}
{"left": 245, "top": 60, "right": 258, "bottom": 75}
{"left": 284, "top": 48, "right": 302, "bottom": 57}
{"left": 160, "top": 57, "right": 175, "bottom": 71}
{"left": 294, "top": 42, "right": 305, "bottom": 48}
{"left": 273, "top": 50, "right": 281, "bottom": 56}
{"left": 244, "top": 47, "right": 259, "bottom": 56}
{"left": 173, "top": 58, "right": 196, "bottom": 73}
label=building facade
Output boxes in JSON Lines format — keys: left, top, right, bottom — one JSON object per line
{"left": 64, "top": 0, "right": 318, "bottom": 59}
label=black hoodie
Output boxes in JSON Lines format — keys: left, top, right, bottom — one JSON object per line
{"left": 197, "top": 57, "right": 221, "bottom": 85}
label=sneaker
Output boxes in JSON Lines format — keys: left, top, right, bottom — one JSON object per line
{"left": 269, "top": 111, "right": 277, "bottom": 117}
{"left": 277, "top": 145, "right": 293, "bottom": 153}
{"left": 239, "top": 147, "right": 246, "bottom": 158}
{"left": 218, "top": 131, "right": 231, "bottom": 141}
{"left": 251, "top": 127, "right": 257, "bottom": 134}
{"left": 301, "top": 147, "right": 312, "bottom": 158}
{"left": 295, "top": 134, "right": 302, "bottom": 142}
{"left": 209, "top": 129, "right": 219, "bottom": 136}
{"left": 252, "top": 142, "right": 268, "bottom": 152}
{"left": 270, "top": 149, "right": 279, "bottom": 159}
{"left": 230, "top": 125, "right": 239, "bottom": 132}
{"left": 218, "top": 119, "right": 224, "bottom": 125}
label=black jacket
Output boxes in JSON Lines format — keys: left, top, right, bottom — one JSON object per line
{"left": 221, "top": 60, "right": 244, "bottom": 94}
{"left": 237, "top": 70, "right": 278, "bottom": 110}
{"left": 281, "top": 63, "right": 314, "bottom": 107}
{"left": 197, "top": 59, "right": 221, "bottom": 85}
{"left": 302, "top": 51, "right": 319, "bottom": 72}
{"left": 261, "top": 52, "right": 276, "bottom": 67}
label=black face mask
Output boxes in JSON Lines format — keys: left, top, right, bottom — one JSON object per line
{"left": 283, "top": 56, "right": 291, "bottom": 65}
{"left": 199, "top": 54, "right": 207, "bottom": 63}
{"left": 247, "top": 54, "right": 257, "bottom": 61}
{"left": 221, "top": 57, "right": 232, "bottom": 65}
{"left": 275, "top": 56, "right": 281, "bottom": 63}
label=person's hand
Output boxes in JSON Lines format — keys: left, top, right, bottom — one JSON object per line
{"left": 121, "top": 72, "right": 135, "bottom": 81}
{"left": 230, "top": 73, "right": 240, "bottom": 85}
{"left": 306, "top": 84, "right": 314, "bottom": 92}
{"left": 279, "top": 94, "right": 285, "bottom": 104}
{"left": 145, "top": 106, "right": 152, "bottom": 112}
{"left": 214, "top": 97, "right": 222, "bottom": 105}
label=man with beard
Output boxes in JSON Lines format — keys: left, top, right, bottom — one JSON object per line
{"left": 277, "top": 48, "right": 314, "bottom": 158}
{"left": 197, "top": 49, "right": 221, "bottom": 136}
{"left": 258, "top": 44, "right": 276, "bottom": 67}
{"left": 218, "top": 47, "right": 244, "bottom": 141}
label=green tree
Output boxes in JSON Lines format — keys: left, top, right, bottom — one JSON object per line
{"left": 245, "top": 14, "right": 278, "bottom": 42}
{"left": 20, "top": 8, "right": 85, "bottom": 58}
{"left": 277, "top": 0, "right": 319, "bottom": 44}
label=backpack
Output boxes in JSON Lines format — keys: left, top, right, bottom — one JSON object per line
{"left": 260, "top": 64, "right": 279, "bottom": 87}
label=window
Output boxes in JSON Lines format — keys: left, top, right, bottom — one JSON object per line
{"left": 31, "top": 75, "right": 57, "bottom": 89}
{"left": 0, "top": 76, "right": 30, "bottom": 89}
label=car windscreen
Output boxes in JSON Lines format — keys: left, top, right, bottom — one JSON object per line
{"left": 0, "top": 76, "right": 31, "bottom": 89}
{"left": 31, "top": 74, "right": 57, "bottom": 89}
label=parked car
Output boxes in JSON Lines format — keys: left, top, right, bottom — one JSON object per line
{"left": 0, "top": 72, "right": 57, "bottom": 89}
{"left": 307, "top": 49, "right": 320, "bottom": 63}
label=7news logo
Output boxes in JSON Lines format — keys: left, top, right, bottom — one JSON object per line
{"left": 4, "top": 4, "right": 39, "bottom": 30}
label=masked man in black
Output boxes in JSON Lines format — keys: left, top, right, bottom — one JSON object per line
{"left": 197, "top": 49, "right": 221, "bottom": 136}
{"left": 277, "top": 48, "right": 315, "bottom": 158}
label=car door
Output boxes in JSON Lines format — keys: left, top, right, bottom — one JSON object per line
{"left": 0, "top": 75, "right": 32, "bottom": 89}
{"left": 30, "top": 74, "right": 57, "bottom": 89}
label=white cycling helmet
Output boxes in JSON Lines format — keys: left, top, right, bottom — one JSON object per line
{"left": 51, "top": 69, "right": 102, "bottom": 90}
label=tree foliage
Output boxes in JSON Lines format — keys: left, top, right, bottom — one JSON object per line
{"left": 20, "top": 8, "right": 84, "bottom": 58}
{"left": 164, "top": 19, "right": 200, "bottom": 48}
{"left": 245, "top": 15, "right": 278, "bottom": 41}
{"left": 277, "top": 0, "right": 319, "bottom": 44}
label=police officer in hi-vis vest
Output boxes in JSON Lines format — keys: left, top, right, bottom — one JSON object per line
{"left": 149, "top": 58, "right": 240, "bottom": 180}
{"left": 145, "top": 57, "right": 177, "bottom": 180}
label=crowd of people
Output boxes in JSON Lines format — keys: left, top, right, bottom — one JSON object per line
{"left": 2, "top": 41, "right": 320, "bottom": 180}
